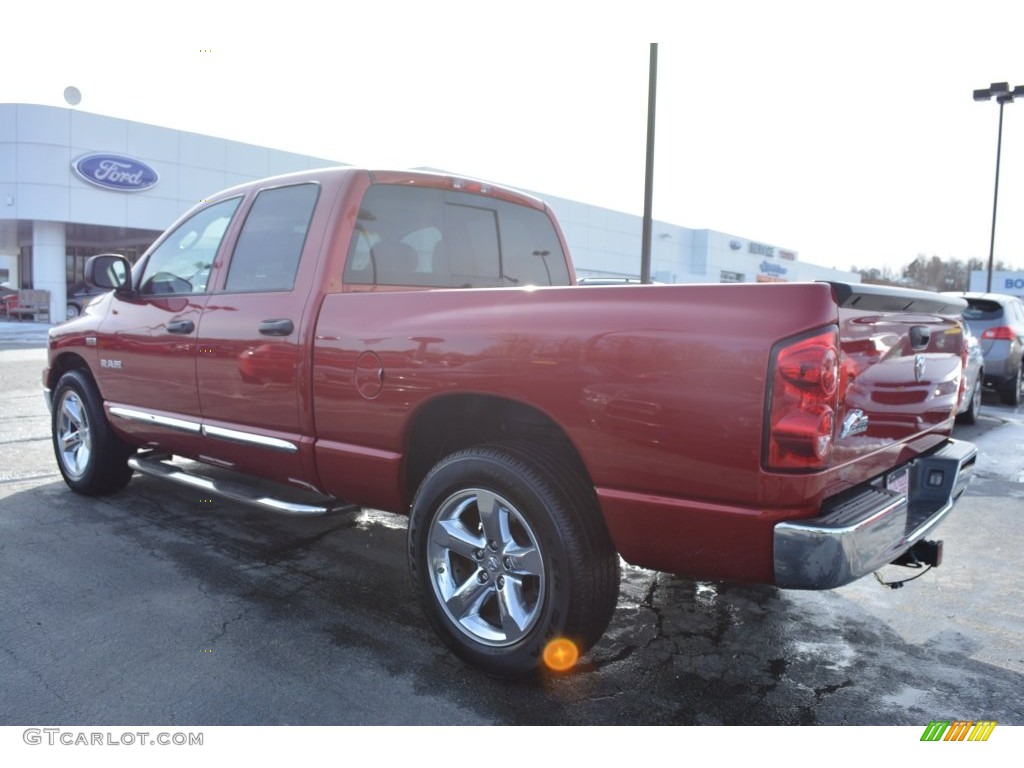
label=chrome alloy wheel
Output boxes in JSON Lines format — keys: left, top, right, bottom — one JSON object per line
{"left": 427, "top": 488, "right": 545, "bottom": 647}
{"left": 56, "top": 389, "right": 92, "bottom": 480}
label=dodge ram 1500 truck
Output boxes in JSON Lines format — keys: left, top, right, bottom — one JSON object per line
{"left": 45, "top": 167, "right": 977, "bottom": 676}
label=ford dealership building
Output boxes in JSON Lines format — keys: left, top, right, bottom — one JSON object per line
{"left": 1, "top": 103, "right": 858, "bottom": 321}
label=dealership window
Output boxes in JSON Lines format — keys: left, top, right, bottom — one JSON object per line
{"left": 720, "top": 270, "right": 744, "bottom": 283}
{"left": 63, "top": 224, "right": 161, "bottom": 287}
{"left": 66, "top": 246, "right": 149, "bottom": 287}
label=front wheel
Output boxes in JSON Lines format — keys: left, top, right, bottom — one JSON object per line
{"left": 52, "top": 370, "right": 135, "bottom": 495}
{"left": 408, "top": 444, "right": 619, "bottom": 676}
{"left": 957, "top": 375, "right": 982, "bottom": 424}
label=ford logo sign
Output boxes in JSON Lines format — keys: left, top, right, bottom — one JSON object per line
{"left": 729, "top": 239, "right": 742, "bottom": 250}
{"left": 72, "top": 154, "right": 159, "bottom": 192}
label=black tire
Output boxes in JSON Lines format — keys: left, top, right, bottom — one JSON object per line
{"left": 65, "top": 302, "right": 81, "bottom": 320}
{"left": 956, "top": 375, "right": 982, "bottom": 424}
{"left": 999, "top": 364, "right": 1023, "bottom": 407}
{"left": 408, "top": 443, "right": 620, "bottom": 677}
{"left": 51, "top": 370, "right": 135, "bottom": 495}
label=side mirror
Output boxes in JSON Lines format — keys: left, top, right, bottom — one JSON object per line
{"left": 85, "top": 253, "right": 133, "bottom": 295}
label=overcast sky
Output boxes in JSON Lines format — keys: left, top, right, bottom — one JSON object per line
{"left": 5, "top": 0, "right": 1024, "bottom": 275}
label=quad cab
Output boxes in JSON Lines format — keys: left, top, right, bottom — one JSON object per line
{"left": 45, "top": 168, "right": 977, "bottom": 675}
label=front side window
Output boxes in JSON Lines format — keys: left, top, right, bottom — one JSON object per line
{"left": 343, "top": 184, "right": 569, "bottom": 288}
{"left": 225, "top": 183, "right": 320, "bottom": 293}
{"left": 139, "top": 198, "right": 241, "bottom": 296}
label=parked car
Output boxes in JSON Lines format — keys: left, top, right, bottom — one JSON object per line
{"left": 944, "top": 292, "right": 1024, "bottom": 406}
{"left": 0, "top": 284, "right": 17, "bottom": 319}
{"left": 956, "top": 322, "right": 985, "bottom": 424}
{"left": 66, "top": 281, "right": 106, "bottom": 320}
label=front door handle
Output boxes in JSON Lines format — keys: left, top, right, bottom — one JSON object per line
{"left": 167, "top": 320, "right": 195, "bottom": 334}
{"left": 259, "top": 319, "right": 294, "bottom": 336}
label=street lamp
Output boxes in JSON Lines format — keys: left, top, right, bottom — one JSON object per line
{"left": 974, "top": 81, "right": 1024, "bottom": 293}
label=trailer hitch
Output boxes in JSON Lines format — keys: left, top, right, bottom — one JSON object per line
{"left": 874, "top": 539, "right": 943, "bottom": 589}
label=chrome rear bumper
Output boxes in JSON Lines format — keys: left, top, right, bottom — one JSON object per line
{"left": 773, "top": 438, "right": 977, "bottom": 589}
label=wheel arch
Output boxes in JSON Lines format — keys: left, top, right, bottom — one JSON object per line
{"left": 403, "top": 393, "right": 593, "bottom": 505}
{"left": 47, "top": 351, "right": 97, "bottom": 392}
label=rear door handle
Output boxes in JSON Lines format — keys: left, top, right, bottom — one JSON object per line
{"left": 258, "top": 319, "right": 294, "bottom": 336}
{"left": 166, "top": 320, "right": 195, "bottom": 334}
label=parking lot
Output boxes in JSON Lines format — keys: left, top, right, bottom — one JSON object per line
{"left": 1, "top": 331, "right": 1022, "bottom": 726}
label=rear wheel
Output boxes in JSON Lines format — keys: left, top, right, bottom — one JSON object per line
{"left": 52, "top": 370, "right": 135, "bottom": 495}
{"left": 408, "top": 443, "right": 619, "bottom": 676}
{"left": 999, "top": 364, "right": 1023, "bottom": 406}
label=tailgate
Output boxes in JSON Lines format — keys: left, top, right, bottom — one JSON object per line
{"left": 828, "top": 283, "right": 968, "bottom": 470}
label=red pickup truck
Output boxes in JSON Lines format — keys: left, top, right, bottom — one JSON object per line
{"left": 45, "top": 167, "right": 977, "bottom": 675}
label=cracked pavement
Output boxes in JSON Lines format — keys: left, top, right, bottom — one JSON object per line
{"left": 1, "top": 345, "right": 1022, "bottom": 725}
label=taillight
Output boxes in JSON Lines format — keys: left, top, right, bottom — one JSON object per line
{"left": 981, "top": 326, "right": 1017, "bottom": 341}
{"left": 765, "top": 327, "right": 840, "bottom": 470}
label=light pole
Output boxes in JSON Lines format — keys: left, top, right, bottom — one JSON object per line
{"left": 640, "top": 43, "right": 657, "bottom": 284}
{"left": 974, "top": 82, "right": 1024, "bottom": 293}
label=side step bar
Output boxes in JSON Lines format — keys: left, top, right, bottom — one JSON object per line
{"left": 128, "top": 452, "right": 359, "bottom": 516}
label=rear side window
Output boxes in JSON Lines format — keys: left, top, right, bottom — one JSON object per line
{"left": 225, "top": 183, "right": 319, "bottom": 293}
{"left": 343, "top": 184, "right": 569, "bottom": 288}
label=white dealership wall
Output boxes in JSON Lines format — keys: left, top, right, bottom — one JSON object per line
{"left": 545, "top": 195, "right": 851, "bottom": 285}
{"left": 1, "top": 103, "right": 859, "bottom": 321}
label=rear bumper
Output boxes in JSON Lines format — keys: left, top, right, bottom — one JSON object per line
{"left": 773, "top": 438, "right": 977, "bottom": 589}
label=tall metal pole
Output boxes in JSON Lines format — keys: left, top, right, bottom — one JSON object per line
{"left": 986, "top": 100, "right": 1005, "bottom": 293}
{"left": 640, "top": 44, "right": 657, "bottom": 284}
{"left": 975, "top": 82, "right": 1022, "bottom": 291}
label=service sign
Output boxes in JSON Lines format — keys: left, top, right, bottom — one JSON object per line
{"left": 72, "top": 154, "right": 159, "bottom": 192}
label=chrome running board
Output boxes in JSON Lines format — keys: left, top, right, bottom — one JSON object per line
{"left": 128, "top": 452, "right": 359, "bottom": 516}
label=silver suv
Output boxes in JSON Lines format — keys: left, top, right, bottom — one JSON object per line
{"left": 944, "top": 292, "right": 1024, "bottom": 406}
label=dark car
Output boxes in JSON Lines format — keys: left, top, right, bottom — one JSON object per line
{"left": 944, "top": 291, "right": 1024, "bottom": 406}
{"left": 66, "top": 281, "right": 106, "bottom": 320}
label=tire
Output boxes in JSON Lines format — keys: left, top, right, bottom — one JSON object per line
{"left": 66, "top": 302, "right": 81, "bottom": 320}
{"left": 956, "top": 375, "right": 982, "bottom": 424}
{"left": 408, "top": 443, "right": 620, "bottom": 676}
{"left": 51, "top": 370, "right": 135, "bottom": 495}
{"left": 999, "top": 364, "right": 1023, "bottom": 407}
